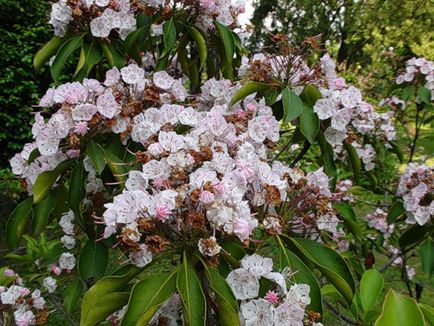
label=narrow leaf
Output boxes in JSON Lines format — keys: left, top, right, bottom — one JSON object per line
{"left": 51, "top": 34, "right": 86, "bottom": 83}
{"left": 6, "top": 197, "right": 34, "bottom": 248}
{"left": 386, "top": 200, "right": 405, "bottom": 224}
{"left": 299, "top": 104, "right": 319, "bottom": 144}
{"left": 345, "top": 143, "right": 361, "bottom": 180}
{"left": 419, "top": 239, "right": 434, "bottom": 278}
{"left": 188, "top": 26, "right": 207, "bottom": 71}
{"left": 32, "top": 190, "right": 57, "bottom": 236}
{"left": 215, "top": 21, "right": 235, "bottom": 64}
{"left": 64, "top": 277, "right": 84, "bottom": 313}
{"left": 79, "top": 240, "right": 109, "bottom": 281}
{"left": 282, "top": 87, "right": 303, "bottom": 123}
{"left": 177, "top": 252, "right": 206, "bottom": 326}
{"left": 229, "top": 82, "right": 270, "bottom": 108}
{"left": 87, "top": 141, "right": 106, "bottom": 175}
{"left": 34, "top": 36, "right": 63, "bottom": 71}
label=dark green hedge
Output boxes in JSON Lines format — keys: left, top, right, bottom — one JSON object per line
{"left": 0, "top": 0, "right": 52, "bottom": 167}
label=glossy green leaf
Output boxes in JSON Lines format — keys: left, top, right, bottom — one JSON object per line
{"left": 282, "top": 87, "right": 303, "bottom": 123}
{"left": 419, "top": 303, "right": 434, "bottom": 325}
{"left": 344, "top": 143, "right": 361, "bottom": 181}
{"left": 401, "top": 85, "right": 415, "bottom": 102}
{"left": 33, "top": 159, "right": 74, "bottom": 204}
{"left": 360, "top": 269, "right": 384, "bottom": 312}
{"left": 121, "top": 270, "right": 178, "bottom": 326}
{"left": 101, "top": 42, "right": 126, "bottom": 68}
{"left": 188, "top": 26, "right": 207, "bottom": 71}
{"left": 32, "top": 189, "right": 57, "bottom": 236}
{"left": 68, "top": 160, "right": 87, "bottom": 230}
{"left": 79, "top": 240, "right": 109, "bottom": 281}
{"left": 299, "top": 104, "right": 319, "bottom": 144}
{"left": 333, "top": 203, "right": 363, "bottom": 242}
{"left": 418, "top": 86, "right": 431, "bottom": 104}
{"left": 300, "top": 84, "right": 322, "bottom": 106}
{"left": 399, "top": 224, "right": 433, "bottom": 248}
{"left": 284, "top": 236, "right": 355, "bottom": 304}
{"left": 375, "top": 290, "right": 425, "bottom": 326}
{"left": 74, "top": 42, "right": 102, "bottom": 81}
{"left": 87, "top": 141, "right": 106, "bottom": 175}
{"left": 51, "top": 33, "right": 85, "bottom": 83}
{"left": 276, "top": 236, "right": 323, "bottom": 314}
{"left": 81, "top": 266, "right": 141, "bottom": 326}
{"left": 177, "top": 253, "right": 206, "bottom": 326}
{"left": 387, "top": 199, "right": 406, "bottom": 224}
{"left": 6, "top": 197, "right": 33, "bottom": 248}
{"left": 215, "top": 21, "right": 235, "bottom": 64}
{"left": 64, "top": 277, "right": 84, "bottom": 313}
{"left": 103, "top": 148, "right": 129, "bottom": 184}
{"left": 317, "top": 131, "right": 337, "bottom": 190}
{"left": 419, "top": 239, "right": 434, "bottom": 278}
{"left": 123, "top": 25, "right": 149, "bottom": 53}
{"left": 229, "top": 81, "right": 270, "bottom": 108}
{"left": 34, "top": 36, "right": 63, "bottom": 71}
{"left": 205, "top": 267, "right": 240, "bottom": 326}
{"left": 162, "top": 18, "right": 176, "bottom": 58}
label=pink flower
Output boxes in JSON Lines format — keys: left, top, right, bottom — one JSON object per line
{"left": 213, "top": 181, "right": 225, "bottom": 194}
{"left": 156, "top": 204, "right": 171, "bottom": 221}
{"left": 264, "top": 290, "right": 279, "bottom": 304}
{"left": 334, "top": 77, "right": 346, "bottom": 90}
{"left": 200, "top": 190, "right": 215, "bottom": 204}
{"left": 234, "top": 219, "right": 253, "bottom": 241}
{"left": 74, "top": 121, "right": 89, "bottom": 135}
{"left": 19, "top": 288, "right": 30, "bottom": 296}
{"left": 3, "top": 269, "right": 16, "bottom": 277}
{"left": 236, "top": 161, "right": 254, "bottom": 183}
{"left": 246, "top": 102, "right": 256, "bottom": 112}
{"left": 50, "top": 265, "right": 62, "bottom": 276}
{"left": 237, "top": 109, "right": 247, "bottom": 119}
{"left": 66, "top": 149, "right": 81, "bottom": 158}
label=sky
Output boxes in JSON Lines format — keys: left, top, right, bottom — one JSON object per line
{"left": 238, "top": 0, "right": 254, "bottom": 27}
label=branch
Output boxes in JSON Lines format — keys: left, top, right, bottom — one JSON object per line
{"left": 289, "top": 141, "right": 311, "bottom": 168}
{"left": 324, "top": 301, "right": 359, "bottom": 325}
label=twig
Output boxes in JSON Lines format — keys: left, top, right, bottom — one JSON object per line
{"left": 289, "top": 141, "right": 311, "bottom": 168}
{"left": 324, "top": 301, "right": 359, "bottom": 325}
{"left": 48, "top": 294, "right": 78, "bottom": 326}
{"left": 271, "top": 140, "right": 292, "bottom": 162}
{"left": 409, "top": 104, "right": 421, "bottom": 163}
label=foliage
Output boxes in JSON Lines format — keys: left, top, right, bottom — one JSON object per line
{"left": 0, "top": 1, "right": 433, "bottom": 325}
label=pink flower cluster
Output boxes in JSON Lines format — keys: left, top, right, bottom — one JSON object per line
{"left": 397, "top": 163, "right": 433, "bottom": 225}
{"left": 366, "top": 208, "right": 394, "bottom": 238}
{"left": 396, "top": 57, "right": 434, "bottom": 101}
{"left": 0, "top": 269, "right": 48, "bottom": 326}
{"left": 226, "top": 254, "right": 312, "bottom": 325}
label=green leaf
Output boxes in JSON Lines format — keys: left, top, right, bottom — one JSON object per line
{"left": 419, "top": 239, "right": 434, "bottom": 278}
{"left": 300, "top": 84, "right": 322, "bottom": 106}
{"left": 33, "top": 159, "right": 74, "bottom": 204}
{"left": 333, "top": 203, "right": 363, "bottom": 242}
{"left": 229, "top": 82, "right": 270, "bottom": 108}
{"left": 205, "top": 267, "right": 240, "bottom": 326}
{"left": 299, "top": 104, "right": 319, "bottom": 144}
{"left": 79, "top": 240, "right": 109, "bottom": 281}
{"left": 81, "top": 266, "right": 141, "bottom": 326}
{"left": 360, "top": 269, "right": 384, "bottom": 313}
{"left": 276, "top": 236, "right": 323, "bottom": 315}
{"left": 215, "top": 21, "right": 235, "bottom": 64}
{"left": 284, "top": 236, "right": 355, "bottom": 304}
{"left": 399, "top": 224, "right": 433, "bottom": 248}
{"left": 101, "top": 42, "right": 126, "bottom": 68}
{"left": 34, "top": 36, "right": 63, "bottom": 71}
{"left": 375, "top": 290, "right": 425, "bottom": 326}
{"left": 68, "top": 160, "right": 87, "bottom": 230}
{"left": 123, "top": 25, "right": 149, "bottom": 54}
{"left": 32, "top": 189, "right": 57, "bottom": 236}
{"left": 87, "top": 141, "right": 106, "bottom": 175}
{"left": 177, "top": 252, "right": 206, "bottom": 326}
{"left": 418, "top": 86, "right": 431, "bottom": 105}
{"left": 419, "top": 303, "right": 434, "bottom": 325}
{"left": 103, "top": 148, "right": 129, "bottom": 184}
{"left": 121, "top": 270, "right": 178, "bottom": 326}
{"left": 74, "top": 42, "right": 102, "bottom": 81}
{"left": 317, "top": 131, "right": 337, "bottom": 190}
{"left": 6, "top": 197, "right": 34, "bottom": 248}
{"left": 188, "top": 26, "right": 207, "bottom": 71}
{"left": 282, "top": 87, "right": 304, "bottom": 123}
{"left": 161, "top": 18, "right": 176, "bottom": 58}
{"left": 386, "top": 199, "right": 406, "bottom": 224}
{"left": 51, "top": 34, "right": 86, "bottom": 83}
{"left": 64, "top": 277, "right": 84, "bottom": 313}
{"left": 344, "top": 143, "right": 361, "bottom": 181}
{"left": 401, "top": 85, "right": 415, "bottom": 102}
{"left": 388, "top": 141, "right": 404, "bottom": 163}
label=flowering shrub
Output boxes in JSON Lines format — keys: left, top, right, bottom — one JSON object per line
{"left": 2, "top": 1, "right": 434, "bottom": 326}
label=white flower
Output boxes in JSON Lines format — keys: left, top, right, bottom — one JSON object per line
{"left": 43, "top": 276, "right": 57, "bottom": 293}
{"left": 129, "top": 244, "right": 153, "bottom": 267}
{"left": 240, "top": 299, "right": 275, "bottom": 325}
{"left": 153, "top": 71, "right": 175, "bottom": 90}
{"left": 314, "top": 98, "right": 338, "bottom": 120}
{"left": 240, "top": 254, "right": 273, "bottom": 277}
{"left": 59, "top": 252, "right": 76, "bottom": 270}
{"left": 226, "top": 268, "right": 260, "bottom": 300}
{"left": 121, "top": 64, "right": 145, "bottom": 84}
{"left": 287, "top": 283, "right": 311, "bottom": 306}
{"left": 61, "top": 235, "right": 76, "bottom": 250}
{"left": 198, "top": 236, "right": 221, "bottom": 257}
{"left": 14, "top": 308, "right": 36, "bottom": 326}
